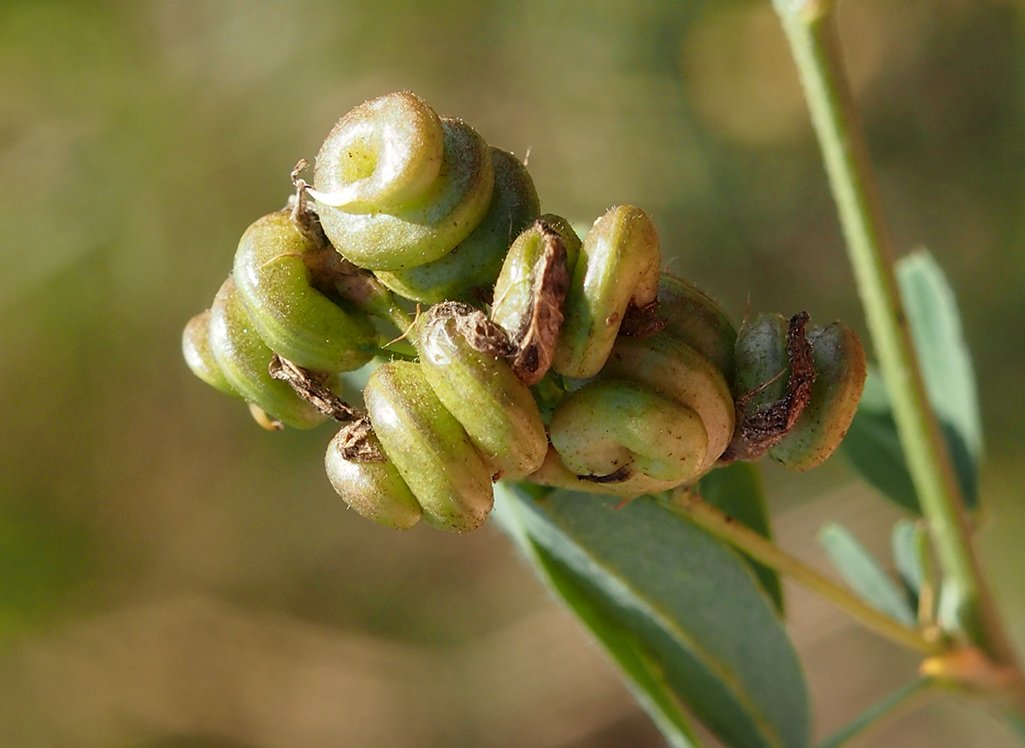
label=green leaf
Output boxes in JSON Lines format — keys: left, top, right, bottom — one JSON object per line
{"left": 842, "top": 369, "right": 919, "bottom": 512}
{"left": 510, "top": 541, "right": 701, "bottom": 747}
{"left": 890, "top": 518, "right": 934, "bottom": 621}
{"left": 841, "top": 250, "right": 981, "bottom": 512}
{"left": 494, "top": 484, "right": 810, "bottom": 748}
{"left": 698, "top": 463, "right": 784, "bottom": 614}
{"left": 819, "top": 523, "right": 915, "bottom": 627}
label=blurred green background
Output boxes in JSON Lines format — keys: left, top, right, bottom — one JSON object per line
{"left": 2, "top": 0, "right": 1024, "bottom": 745}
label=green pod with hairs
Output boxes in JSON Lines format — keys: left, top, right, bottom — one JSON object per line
{"left": 732, "top": 313, "right": 790, "bottom": 408}
{"left": 769, "top": 323, "right": 866, "bottom": 470}
{"left": 312, "top": 92, "right": 495, "bottom": 271}
{"left": 232, "top": 211, "right": 377, "bottom": 372}
{"left": 324, "top": 429, "right": 422, "bottom": 530}
{"left": 416, "top": 305, "right": 547, "bottom": 479}
{"left": 364, "top": 361, "right": 494, "bottom": 532}
{"left": 554, "top": 205, "right": 662, "bottom": 378}
{"left": 208, "top": 278, "right": 328, "bottom": 429}
{"left": 375, "top": 149, "right": 540, "bottom": 303}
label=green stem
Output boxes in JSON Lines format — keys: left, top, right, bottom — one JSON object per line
{"left": 772, "top": 0, "right": 1012, "bottom": 662}
{"left": 671, "top": 493, "right": 941, "bottom": 656}
{"left": 818, "top": 677, "right": 937, "bottom": 748}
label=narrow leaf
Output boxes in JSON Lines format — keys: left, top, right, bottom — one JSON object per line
{"left": 819, "top": 523, "right": 915, "bottom": 626}
{"left": 494, "top": 484, "right": 810, "bottom": 748}
{"left": 841, "top": 250, "right": 980, "bottom": 511}
{"left": 899, "top": 251, "right": 983, "bottom": 461}
{"left": 818, "top": 678, "right": 933, "bottom": 748}
{"left": 496, "top": 483, "right": 700, "bottom": 748}
{"left": 699, "top": 463, "right": 784, "bottom": 614}
{"left": 890, "top": 518, "right": 937, "bottom": 627}
{"left": 842, "top": 369, "right": 919, "bottom": 512}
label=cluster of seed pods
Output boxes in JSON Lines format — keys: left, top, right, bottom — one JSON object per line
{"left": 183, "top": 91, "right": 867, "bottom": 532}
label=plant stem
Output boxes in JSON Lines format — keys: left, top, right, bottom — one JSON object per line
{"left": 818, "top": 677, "right": 937, "bottom": 748}
{"left": 771, "top": 0, "right": 1013, "bottom": 663}
{"left": 671, "top": 492, "right": 940, "bottom": 656}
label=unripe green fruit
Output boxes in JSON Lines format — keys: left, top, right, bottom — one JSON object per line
{"left": 491, "top": 214, "right": 581, "bottom": 385}
{"left": 657, "top": 273, "right": 737, "bottom": 382}
{"left": 182, "top": 309, "right": 237, "bottom": 397}
{"left": 313, "top": 92, "right": 495, "bottom": 271}
{"left": 548, "top": 379, "right": 709, "bottom": 494}
{"left": 325, "top": 429, "right": 422, "bottom": 530}
{"left": 232, "top": 211, "right": 377, "bottom": 372}
{"left": 769, "top": 322, "right": 866, "bottom": 469}
{"left": 364, "top": 361, "right": 494, "bottom": 532}
{"left": 208, "top": 277, "right": 328, "bottom": 429}
{"left": 375, "top": 149, "right": 540, "bottom": 303}
{"left": 416, "top": 304, "right": 547, "bottom": 479}
{"left": 554, "top": 205, "right": 662, "bottom": 378}
{"left": 732, "top": 313, "right": 790, "bottom": 410}
{"left": 603, "top": 333, "right": 735, "bottom": 474}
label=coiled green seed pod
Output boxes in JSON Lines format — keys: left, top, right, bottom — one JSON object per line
{"left": 725, "top": 311, "right": 865, "bottom": 468}
{"left": 375, "top": 149, "right": 540, "bottom": 303}
{"left": 491, "top": 215, "right": 582, "bottom": 385}
{"left": 417, "top": 303, "right": 547, "bottom": 478}
{"left": 232, "top": 210, "right": 377, "bottom": 373}
{"left": 657, "top": 273, "right": 737, "bottom": 382}
{"left": 768, "top": 322, "right": 866, "bottom": 469}
{"left": 325, "top": 303, "right": 547, "bottom": 531}
{"left": 534, "top": 331, "right": 735, "bottom": 496}
{"left": 207, "top": 278, "right": 329, "bottom": 429}
{"left": 554, "top": 205, "right": 662, "bottom": 378}
{"left": 325, "top": 428, "right": 422, "bottom": 530}
{"left": 311, "top": 91, "right": 498, "bottom": 273}
{"left": 363, "top": 360, "right": 494, "bottom": 532}
{"left": 182, "top": 309, "right": 238, "bottom": 397}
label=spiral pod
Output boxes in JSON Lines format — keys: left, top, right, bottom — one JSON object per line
{"left": 725, "top": 312, "right": 866, "bottom": 468}
{"left": 489, "top": 205, "right": 737, "bottom": 497}
{"left": 204, "top": 276, "right": 330, "bottom": 429}
{"left": 325, "top": 303, "right": 548, "bottom": 532}
{"left": 181, "top": 91, "right": 871, "bottom": 531}
{"left": 232, "top": 210, "right": 378, "bottom": 373}
{"left": 183, "top": 206, "right": 400, "bottom": 429}
{"left": 310, "top": 91, "right": 540, "bottom": 302}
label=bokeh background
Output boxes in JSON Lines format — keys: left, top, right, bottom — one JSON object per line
{"left": 2, "top": 0, "right": 1024, "bottom": 745}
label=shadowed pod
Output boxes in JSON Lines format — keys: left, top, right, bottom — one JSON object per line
{"left": 724, "top": 312, "right": 867, "bottom": 469}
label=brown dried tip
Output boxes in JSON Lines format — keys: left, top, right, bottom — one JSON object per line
{"left": 721, "top": 312, "right": 816, "bottom": 462}
{"left": 268, "top": 355, "right": 363, "bottom": 423}
{"left": 505, "top": 219, "right": 570, "bottom": 385}
{"left": 427, "top": 301, "right": 517, "bottom": 358}
{"left": 332, "top": 417, "right": 386, "bottom": 462}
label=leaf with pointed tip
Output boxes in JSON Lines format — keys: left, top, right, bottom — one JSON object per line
{"left": 699, "top": 463, "right": 783, "bottom": 614}
{"left": 890, "top": 518, "right": 935, "bottom": 621}
{"left": 841, "top": 251, "right": 980, "bottom": 512}
{"left": 494, "top": 484, "right": 809, "bottom": 748}
{"left": 819, "top": 523, "right": 915, "bottom": 627}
